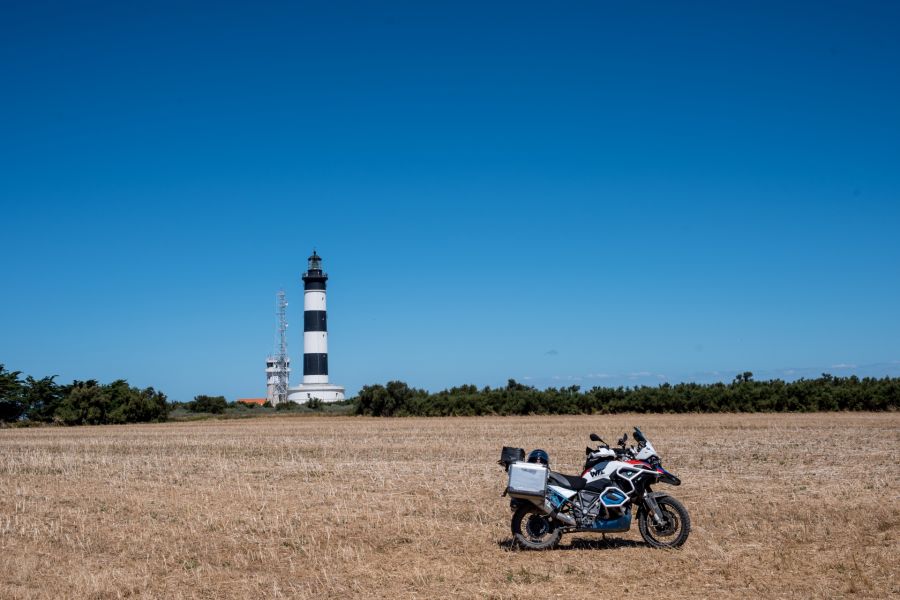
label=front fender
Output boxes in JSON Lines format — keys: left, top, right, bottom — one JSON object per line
{"left": 645, "top": 491, "right": 673, "bottom": 501}
{"left": 658, "top": 472, "right": 681, "bottom": 486}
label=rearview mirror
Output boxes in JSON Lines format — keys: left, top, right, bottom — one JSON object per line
{"left": 589, "top": 433, "right": 601, "bottom": 442}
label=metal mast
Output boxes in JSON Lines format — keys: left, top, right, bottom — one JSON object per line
{"left": 266, "top": 291, "right": 291, "bottom": 405}
{"left": 273, "top": 290, "right": 290, "bottom": 404}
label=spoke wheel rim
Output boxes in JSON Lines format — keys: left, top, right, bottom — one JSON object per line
{"left": 647, "top": 504, "right": 681, "bottom": 543}
{"left": 522, "top": 513, "right": 555, "bottom": 544}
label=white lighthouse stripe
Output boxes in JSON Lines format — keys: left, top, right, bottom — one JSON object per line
{"left": 304, "top": 290, "right": 326, "bottom": 311}
{"left": 303, "top": 374, "right": 329, "bottom": 384}
{"left": 304, "top": 331, "right": 328, "bottom": 354}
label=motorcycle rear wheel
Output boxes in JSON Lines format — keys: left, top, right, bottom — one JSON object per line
{"left": 511, "top": 504, "right": 562, "bottom": 550}
{"left": 638, "top": 495, "right": 690, "bottom": 548}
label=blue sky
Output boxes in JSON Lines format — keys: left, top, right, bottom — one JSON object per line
{"left": 2, "top": 1, "right": 899, "bottom": 400}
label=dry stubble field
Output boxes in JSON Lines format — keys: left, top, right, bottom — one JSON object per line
{"left": 1, "top": 413, "right": 898, "bottom": 599}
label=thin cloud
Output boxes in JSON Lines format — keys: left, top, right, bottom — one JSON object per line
{"left": 587, "top": 373, "right": 612, "bottom": 379}
{"left": 545, "top": 349, "right": 559, "bottom": 356}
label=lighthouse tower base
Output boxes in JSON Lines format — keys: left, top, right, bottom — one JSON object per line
{"left": 287, "top": 383, "right": 346, "bottom": 403}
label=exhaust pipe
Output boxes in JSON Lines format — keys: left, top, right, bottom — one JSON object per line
{"left": 540, "top": 499, "right": 576, "bottom": 526}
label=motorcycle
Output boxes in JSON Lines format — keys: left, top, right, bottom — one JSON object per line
{"left": 499, "top": 427, "right": 690, "bottom": 550}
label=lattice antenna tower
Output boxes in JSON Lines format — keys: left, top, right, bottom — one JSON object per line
{"left": 273, "top": 290, "right": 290, "bottom": 404}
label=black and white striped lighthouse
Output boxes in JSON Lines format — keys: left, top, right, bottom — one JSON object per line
{"left": 301, "top": 251, "right": 329, "bottom": 384}
{"left": 287, "top": 251, "right": 346, "bottom": 403}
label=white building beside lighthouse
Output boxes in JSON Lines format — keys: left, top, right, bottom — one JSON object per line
{"left": 287, "top": 251, "right": 346, "bottom": 403}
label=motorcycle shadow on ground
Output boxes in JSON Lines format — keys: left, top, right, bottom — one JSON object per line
{"left": 497, "top": 537, "right": 648, "bottom": 551}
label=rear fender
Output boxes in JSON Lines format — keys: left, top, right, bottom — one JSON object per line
{"left": 510, "top": 496, "right": 547, "bottom": 511}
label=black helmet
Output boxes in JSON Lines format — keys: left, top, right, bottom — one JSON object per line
{"left": 527, "top": 449, "right": 549, "bottom": 466}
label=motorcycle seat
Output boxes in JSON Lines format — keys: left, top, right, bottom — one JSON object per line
{"left": 584, "top": 478, "right": 614, "bottom": 493}
{"left": 549, "top": 471, "right": 586, "bottom": 491}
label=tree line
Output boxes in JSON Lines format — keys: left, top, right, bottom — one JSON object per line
{"left": 353, "top": 373, "right": 899, "bottom": 417}
{"left": 5, "top": 363, "right": 897, "bottom": 425}
{"left": 0, "top": 363, "right": 353, "bottom": 425}
{"left": 0, "top": 363, "right": 244, "bottom": 424}
{"left": 0, "top": 364, "right": 168, "bottom": 425}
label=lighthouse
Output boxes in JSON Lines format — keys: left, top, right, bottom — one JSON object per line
{"left": 287, "top": 251, "right": 346, "bottom": 403}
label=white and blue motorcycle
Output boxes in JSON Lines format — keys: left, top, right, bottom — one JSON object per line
{"left": 499, "top": 428, "right": 690, "bottom": 550}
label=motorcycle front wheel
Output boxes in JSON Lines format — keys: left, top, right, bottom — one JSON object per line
{"left": 511, "top": 504, "right": 562, "bottom": 550}
{"left": 638, "top": 495, "right": 691, "bottom": 548}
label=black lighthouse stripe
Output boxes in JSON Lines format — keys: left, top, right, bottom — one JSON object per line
{"left": 304, "top": 310, "right": 327, "bottom": 332}
{"left": 303, "top": 353, "right": 328, "bottom": 376}
{"left": 303, "top": 280, "right": 326, "bottom": 291}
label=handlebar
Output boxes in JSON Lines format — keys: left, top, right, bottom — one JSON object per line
{"left": 588, "top": 431, "right": 650, "bottom": 460}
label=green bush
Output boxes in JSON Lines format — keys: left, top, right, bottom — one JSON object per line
{"left": 0, "top": 365, "right": 26, "bottom": 422}
{"left": 188, "top": 395, "right": 228, "bottom": 414}
{"left": 50, "top": 379, "right": 168, "bottom": 425}
{"left": 354, "top": 374, "right": 900, "bottom": 417}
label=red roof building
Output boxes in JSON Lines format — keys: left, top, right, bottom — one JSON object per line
{"left": 236, "top": 398, "right": 267, "bottom": 406}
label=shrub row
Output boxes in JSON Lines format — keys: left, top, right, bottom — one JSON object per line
{"left": 1, "top": 364, "right": 167, "bottom": 425}
{"left": 354, "top": 374, "right": 899, "bottom": 417}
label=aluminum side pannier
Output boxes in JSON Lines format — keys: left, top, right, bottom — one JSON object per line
{"left": 506, "top": 461, "right": 548, "bottom": 500}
